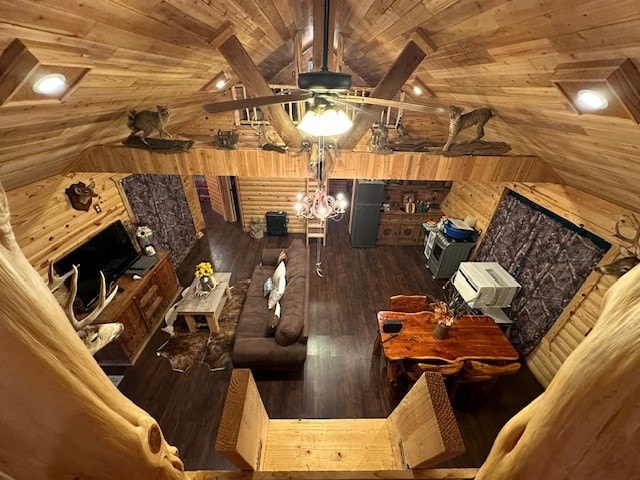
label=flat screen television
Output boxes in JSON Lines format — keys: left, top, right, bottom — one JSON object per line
{"left": 54, "top": 220, "right": 139, "bottom": 309}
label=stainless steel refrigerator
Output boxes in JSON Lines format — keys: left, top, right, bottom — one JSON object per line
{"left": 350, "top": 180, "right": 385, "bottom": 247}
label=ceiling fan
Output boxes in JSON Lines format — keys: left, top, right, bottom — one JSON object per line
{"left": 202, "top": 0, "right": 444, "bottom": 124}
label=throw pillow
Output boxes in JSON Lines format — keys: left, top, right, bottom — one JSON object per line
{"left": 266, "top": 301, "right": 281, "bottom": 337}
{"left": 277, "top": 250, "right": 288, "bottom": 265}
{"left": 267, "top": 275, "right": 286, "bottom": 309}
{"left": 263, "top": 277, "right": 273, "bottom": 297}
{"left": 272, "top": 260, "right": 286, "bottom": 284}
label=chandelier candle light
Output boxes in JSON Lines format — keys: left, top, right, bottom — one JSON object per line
{"left": 295, "top": 188, "right": 347, "bottom": 224}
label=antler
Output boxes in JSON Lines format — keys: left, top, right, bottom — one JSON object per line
{"left": 59, "top": 266, "right": 119, "bottom": 331}
{"left": 48, "top": 262, "right": 75, "bottom": 292}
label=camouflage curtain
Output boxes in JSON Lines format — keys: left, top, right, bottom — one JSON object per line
{"left": 474, "top": 191, "right": 608, "bottom": 356}
{"left": 122, "top": 174, "right": 196, "bottom": 266}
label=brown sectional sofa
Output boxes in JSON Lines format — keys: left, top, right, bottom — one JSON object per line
{"left": 232, "top": 239, "right": 309, "bottom": 372}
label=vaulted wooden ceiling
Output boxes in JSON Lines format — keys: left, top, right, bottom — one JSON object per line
{"left": 1, "top": 1, "right": 639, "bottom": 212}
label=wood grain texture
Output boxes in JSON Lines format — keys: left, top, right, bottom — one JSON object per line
{"left": 0, "top": 183, "right": 186, "bottom": 479}
{"left": 5, "top": 172, "right": 131, "bottom": 277}
{"left": 0, "top": 0, "right": 639, "bottom": 215}
{"left": 442, "top": 181, "right": 640, "bottom": 387}
{"left": 476, "top": 262, "right": 640, "bottom": 479}
{"left": 74, "top": 146, "right": 556, "bottom": 183}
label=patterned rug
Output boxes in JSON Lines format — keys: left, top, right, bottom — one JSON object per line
{"left": 156, "top": 279, "right": 250, "bottom": 372}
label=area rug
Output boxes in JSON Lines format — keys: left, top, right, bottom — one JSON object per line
{"left": 156, "top": 279, "right": 250, "bottom": 372}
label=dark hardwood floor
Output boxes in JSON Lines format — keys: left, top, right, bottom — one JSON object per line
{"left": 117, "top": 200, "right": 544, "bottom": 471}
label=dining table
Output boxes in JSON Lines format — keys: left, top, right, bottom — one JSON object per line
{"left": 376, "top": 310, "right": 519, "bottom": 386}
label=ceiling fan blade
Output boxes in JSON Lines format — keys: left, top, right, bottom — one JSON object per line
{"left": 203, "top": 92, "right": 313, "bottom": 114}
{"left": 336, "top": 94, "right": 446, "bottom": 115}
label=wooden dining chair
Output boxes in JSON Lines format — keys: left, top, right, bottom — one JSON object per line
{"left": 403, "top": 360, "right": 465, "bottom": 383}
{"left": 449, "top": 360, "right": 521, "bottom": 403}
{"left": 389, "top": 294, "right": 435, "bottom": 313}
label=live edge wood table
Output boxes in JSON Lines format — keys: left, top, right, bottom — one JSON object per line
{"left": 376, "top": 311, "right": 519, "bottom": 386}
{"left": 177, "top": 272, "right": 232, "bottom": 332}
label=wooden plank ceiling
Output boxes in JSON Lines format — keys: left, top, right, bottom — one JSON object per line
{"left": 0, "top": 0, "right": 639, "bottom": 211}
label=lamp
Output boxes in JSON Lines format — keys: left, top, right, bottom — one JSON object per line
{"left": 33, "top": 73, "right": 66, "bottom": 95}
{"left": 295, "top": 187, "right": 347, "bottom": 224}
{"left": 298, "top": 99, "right": 353, "bottom": 137}
{"left": 552, "top": 58, "right": 640, "bottom": 123}
{"left": 0, "top": 39, "right": 93, "bottom": 107}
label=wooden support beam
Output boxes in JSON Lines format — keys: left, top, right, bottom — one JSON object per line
{"left": 209, "top": 21, "right": 235, "bottom": 50}
{"left": 294, "top": 30, "right": 304, "bottom": 78}
{"left": 75, "top": 146, "right": 561, "bottom": 184}
{"left": 339, "top": 41, "right": 427, "bottom": 149}
{"left": 218, "top": 35, "right": 303, "bottom": 147}
{"left": 413, "top": 27, "right": 438, "bottom": 55}
{"left": 185, "top": 468, "right": 481, "bottom": 479}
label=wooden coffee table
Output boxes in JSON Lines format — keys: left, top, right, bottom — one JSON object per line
{"left": 177, "top": 272, "right": 232, "bottom": 332}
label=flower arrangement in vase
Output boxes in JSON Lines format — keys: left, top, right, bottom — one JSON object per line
{"left": 432, "top": 282, "right": 469, "bottom": 339}
{"left": 195, "top": 261, "right": 217, "bottom": 295}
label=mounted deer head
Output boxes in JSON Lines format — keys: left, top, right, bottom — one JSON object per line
{"left": 594, "top": 213, "right": 640, "bottom": 277}
{"left": 48, "top": 264, "right": 118, "bottom": 331}
{"left": 64, "top": 181, "right": 98, "bottom": 211}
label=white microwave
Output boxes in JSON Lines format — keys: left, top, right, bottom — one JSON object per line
{"left": 453, "top": 262, "right": 521, "bottom": 309}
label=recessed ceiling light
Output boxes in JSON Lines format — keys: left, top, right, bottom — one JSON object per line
{"left": 215, "top": 79, "right": 228, "bottom": 90}
{"left": 577, "top": 89, "right": 608, "bottom": 110}
{"left": 32, "top": 73, "right": 66, "bottom": 95}
{"left": 412, "top": 85, "right": 423, "bottom": 96}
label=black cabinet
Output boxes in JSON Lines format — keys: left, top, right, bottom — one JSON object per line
{"left": 265, "top": 211, "right": 288, "bottom": 236}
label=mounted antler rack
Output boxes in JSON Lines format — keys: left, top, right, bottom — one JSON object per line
{"left": 48, "top": 263, "right": 122, "bottom": 354}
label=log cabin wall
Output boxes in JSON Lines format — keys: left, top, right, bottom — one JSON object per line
{"left": 236, "top": 177, "right": 307, "bottom": 234}
{"left": 5, "top": 172, "right": 132, "bottom": 278}
{"left": 442, "top": 182, "right": 638, "bottom": 387}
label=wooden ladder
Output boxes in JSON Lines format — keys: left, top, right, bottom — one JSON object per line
{"left": 305, "top": 177, "right": 326, "bottom": 246}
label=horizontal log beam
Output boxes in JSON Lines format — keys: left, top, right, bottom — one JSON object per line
{"left": 185, "top": 468, "right": 480, "bottom": 480}
{"left": 73, "top": 147, "right": 561, "bottom": 183}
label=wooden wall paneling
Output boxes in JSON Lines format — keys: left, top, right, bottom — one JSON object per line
{"left": 180, "top": 174, "right": 205, "bottom": 235}
{"left": 6, "top": 172, "right": 131, "bottom": 277}
{"left": 236, "top": 177, "right": 306, "bottom": 233}
{"left": 442, "top": 181, "right": 640, "bottom": 387}
{"left": 74, "top": 146, "right": 558, "bottom": 183}
{"left": 440, "top": 182, "right": 505, "bottom": 234}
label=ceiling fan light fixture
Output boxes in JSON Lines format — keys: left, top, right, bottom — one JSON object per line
{"left": 298, "top": 107, "right": 353, "bottom": 137}
{"left": 32, "top": 73, "right": 66, "bottom": 95}
{"left": 577, "top": 89, "right": 608, "bottom": 110}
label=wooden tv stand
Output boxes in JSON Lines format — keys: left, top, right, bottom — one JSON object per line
{"left": 94, "top": 251, "right": 179, "bottom": 366}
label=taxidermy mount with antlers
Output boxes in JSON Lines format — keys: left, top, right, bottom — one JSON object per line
{"left": 127, "top": 105, "right": 172, "bottom": 144}
{"left": 594, "top": 213, "right": 640, "bottom": 277}
{"left": 65, "top": 181, "right": 98, "bottom": 211}
{"left": 442, "top": 105, "right": 493, "bottom": 152}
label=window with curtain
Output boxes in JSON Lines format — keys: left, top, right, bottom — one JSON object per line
{"left": 474, "top": 191, "right": 609, "bottom": 356}
{"left": 122, "top": 174, "right": 196, "bottom": 266}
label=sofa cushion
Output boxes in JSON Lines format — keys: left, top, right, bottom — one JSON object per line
{"left": 285, "top": 242, "right": 306, "bottom": 281}
{"left": 247, "top": 265, "right": 274, "bottom": 298}
{"left": 236, "top": 299, "right": 272, "bottom": 337}
{"left": 275, "top": 276, "right": 305, "bottom": 345}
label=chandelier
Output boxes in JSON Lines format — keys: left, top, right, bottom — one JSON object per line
{"left": 295, "top": 187, "right": 347, "bottom": 224}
